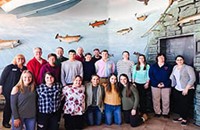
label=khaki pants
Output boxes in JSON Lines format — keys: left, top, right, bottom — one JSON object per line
{"left": 151, "top": 87, "right": 171, "bottom": 115}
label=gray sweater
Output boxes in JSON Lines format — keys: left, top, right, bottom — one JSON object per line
{"left": 61, "top": 60, "right": 83, "bottom": 85}
{"left": 170, "top": 64, "right": 196, "bottom": 91}
{"left": 11, "top": 87, "right": 36, "bottom": 119}
{"left": 85, "top": 82, "right": 104, "bottom": 112}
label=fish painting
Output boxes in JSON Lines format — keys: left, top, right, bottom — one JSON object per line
{"left": 89, "top": 18, "right": 110, "bottom": 28}
{"left": 135, "top": 13, "right": 148, "bottom": 21}
{"left": 55, "top": 34, "right": 82, "bottom": 43}
{"left": 117, "top": 27, "right": 133, "bottom": 35}
{"left": 0, "top": 39, "right": 21, "bottom": 50}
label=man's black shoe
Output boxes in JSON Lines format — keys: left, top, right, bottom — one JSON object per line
{"left": 3, "top": 123, "right": 11, "bottom": 128}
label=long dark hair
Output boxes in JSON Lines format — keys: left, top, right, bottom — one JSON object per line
{"left": 106, "top": 73, "right": 120, "bottom": 96}
{"left": 136, "top": 54, "right": 147, "bottom": 70}
{"left": 119, "top": 74, "right": 132, "bottom": 97}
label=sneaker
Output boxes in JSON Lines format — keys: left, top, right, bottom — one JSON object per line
{"left": 181, "top": 120, "right": 187, "bottom": 126}
{"left": 173, "top": 117, "right": 183, "bottom": 123}
{"left": 163, "top": 114, "right": 170, "bottom": 118}
{"left": 142, "top": 113, "right": 148, "bottom": 121}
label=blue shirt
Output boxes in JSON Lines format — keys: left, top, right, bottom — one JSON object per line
{"left": 149, "top": 63, "right": 172, "bottom": 88}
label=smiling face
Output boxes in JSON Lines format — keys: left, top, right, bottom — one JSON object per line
{"left": 109, "top": 75, "right": 117, "bottom": 84}
{"left": 48, "top": 55, "right": 56, "bottom": 66}
{"left": 176, "top": 56, "right": 184, "bottom": 66}
{"left": 22, "top": 72, "right": 33, "bottom": 86}
{"left": 56, "top": 48, "right": 64, "bottom": 58}
{"left": 120, "top": 75, "right": 128, "bottom": 86}
{"left": 34, "top": 48, "right": 42, "bottom": 60}
{"left": 45, "top": 74, "right": 55, "bottom": 86}
{"left": 91, "top": 75, "right": 100, "bottom": 86}
{"left": 73, "top": 76, "right": 82, "bottom": 87}
{"left": 157, "top": 55, "right": 165, "bottom": 63}
{"left": 122, "top": 52, "right": 129, "bottom": 60}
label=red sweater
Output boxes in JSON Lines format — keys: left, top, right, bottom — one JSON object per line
{"left": 27, "top": 57, "right": 47, "bottom": 85}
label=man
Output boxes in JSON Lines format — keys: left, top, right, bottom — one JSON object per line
{"left": 75, "top": 47, "right": 84, "bottom": 62}
{"left": 92, "top": 48, "right": 102, "bottom": 62}
{"left": 61, "top": 49, "right": 83, "bottom": 85}
{"left": 27, "top": 47, "right": 47, "bottom": 85}
{"left": 55, "top": 47, "right": 68, "bottom": 66}
{"left": 95, "top": 50, "right": 115, "bottom": 86}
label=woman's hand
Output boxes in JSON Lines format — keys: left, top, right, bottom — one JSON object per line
{"left": 144, "top": 82, "right": 149, "bottom": 89}
{"left": 14, "top": 119, "right": 21, "bottom": 128}
{"left": 131, "top": 109, "right": 136, "bottom": 116}
{"left": 182, "top": 88, "right": 189, "bottom": 96}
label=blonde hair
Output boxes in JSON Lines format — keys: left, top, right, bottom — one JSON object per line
{"left": 15, "top": 70, "right": 35, "bottom": 93}
{"left": 12, "top": 54, "right": 26, "bottom": 65}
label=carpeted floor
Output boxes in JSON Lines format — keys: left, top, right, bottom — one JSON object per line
{"left": 0, "top": 112, "right": 199, "bottom": 130}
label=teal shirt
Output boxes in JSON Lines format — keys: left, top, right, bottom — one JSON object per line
{"left": 132, "top": 64, "right": 150, "bottom": 84}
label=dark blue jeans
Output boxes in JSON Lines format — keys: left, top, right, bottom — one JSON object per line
{"left": 86, "top": 106, "right": 102, "bottom": 126}
{"left": 104, "top": 104, "right": 122, "bottom": 125}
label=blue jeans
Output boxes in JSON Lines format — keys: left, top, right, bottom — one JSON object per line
{"left": 12, "top": 116, "right": 36, "bottom": 130}
{"left": 86, "top": 106, "right": 102, "bottom": 125}
{"left": 104, "top": 104, "right": 122, "bottom": 125}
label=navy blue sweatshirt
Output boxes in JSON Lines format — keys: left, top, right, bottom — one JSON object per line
{"left": 149, "top": 63, "right": 172, "bottom": 88}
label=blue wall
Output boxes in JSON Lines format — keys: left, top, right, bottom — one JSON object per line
{"left": 0, "top": 0, "right": 169, "bottom": 74}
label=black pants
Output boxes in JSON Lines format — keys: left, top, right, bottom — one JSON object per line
{"left": 37, "top": 111, "right": 60, "bottom": 130}
{"left": 3, "top": 94, "right": 11, "bottom": 125}
{"left": 63, "top": 114, "right": 85, "bottom": 130}
{"left": 173, "top": 89, "right": 194, "bottom": 120}
{"left": 123, "top": 110, "right": 143, "bottom": 127}
{"left": 135, "top": 83, "right": 150, "bottom": 113}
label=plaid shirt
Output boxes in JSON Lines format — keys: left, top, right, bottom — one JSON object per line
{"left": 36, "top": 83, "right": 62, "bottom": 113}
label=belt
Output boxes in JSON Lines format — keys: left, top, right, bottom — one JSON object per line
{"left": 100, "top": 77, "right": 108, "bottom": 79}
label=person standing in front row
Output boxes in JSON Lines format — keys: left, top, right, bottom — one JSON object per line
{"left": 132, "top": 54, "right": 150, "bottom": 116}
{"left": 149, "top": 53, "right": 172, "bottom": 118}
{"left": 104, "top": 74, "right": 122, "bottom": 125}
{"left": 11, "top": 70, "right": 36, "bottom": 130}
{"left": 170, "top": 55, "right": 196, "bottom": 126}
{"left": 0, "top": 54, "right": 27, "bottom": 128}
{"left": 95, "top": 50, "right": 115, "bottom": 87}
{"left": 27, "top": 47, "right": 47, "bottom": 85}
{"left": 61, "top": 49, "right": 83, "bottom": 86}
{"left": 36, "top": 72, "right": 62, "bottom": 130}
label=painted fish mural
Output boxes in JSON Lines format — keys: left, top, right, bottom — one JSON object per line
{"left": 0, "top": 39, "right": 21, "bottom": 50}
{"left": 89, "top": 18, "right": 110, "bottom": 28}
{"left": 55, "top": 34, "right": 82, "bottom": 43}
{"left": 117, "top": 27, "right": 133, "bottom": 35}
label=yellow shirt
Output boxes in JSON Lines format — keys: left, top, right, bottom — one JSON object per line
{"left": 104, "top": 84, "right": 121, "bottom": 105}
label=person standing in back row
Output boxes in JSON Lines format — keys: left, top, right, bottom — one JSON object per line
{"left": 27, "top": 47, "right": 47, "bottom": 85}
{"left": 61, "top": 49, "right": 83, "bottom": 86}
{"left": 95, "top": 50, "right": 115, "bottom": 87}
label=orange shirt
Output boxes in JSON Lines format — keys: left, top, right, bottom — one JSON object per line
{"left": 104, "top": 84, "right": 121, "bottom": 105}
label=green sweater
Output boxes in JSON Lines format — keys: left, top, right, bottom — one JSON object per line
{"left": 121, "top": 84, "right": 139, "bottom": 110}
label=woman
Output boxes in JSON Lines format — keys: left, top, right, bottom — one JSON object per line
{"left": 104, "top": 74, "right": 122, "bottom": 125}
{"left": 149, "top": 53, "right": 172, "bottom": 118}
{"left": 85, "top": 75, "right": 104, "bottom": 126}
{"left": 170, "top": 55, "right": 196, "bottom": 126}
{"left": 11, "top": 70, "right": 36, "bottom": 130}
{"left": 39, "top": 53, "right": 60, "bottom": 84}
{"left": 132, "top": 54, "right": 150, "bottom": 115}
{"left": 63, "top": 75, "right": 85, "bottom": 130}
{"left": 36, "top": 72, "right": 62, "bottom": 130}
{"left": 117, "top": 51, "right": 134, "bottom": 81}
{"left": 119, "top": 74, "right": 147, "bottom": 127}
{"left": 0, "top": 54, "right": 26, "bottom": 128}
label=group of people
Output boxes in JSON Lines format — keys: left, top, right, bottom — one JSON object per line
{"left": 0, "top": 46, "right": 196, "bottom": 130}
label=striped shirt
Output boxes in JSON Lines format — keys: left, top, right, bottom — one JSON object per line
{"left": 95, "top": 59, "right": 115, "bottom": 78}
{"left": 36, "top": 83, "right": 62, "bottom": 113}
{"left": 117, "top": 60, "right": 134, "bottom": 81}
